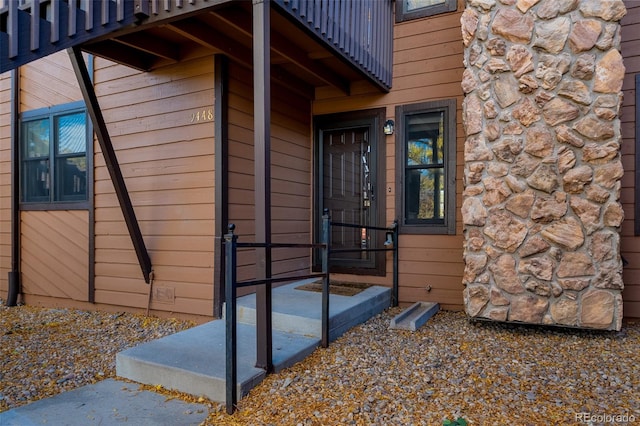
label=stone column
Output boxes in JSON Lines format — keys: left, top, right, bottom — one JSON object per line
{"left": 461, "top": 0, "right": 626, "bottom": 330}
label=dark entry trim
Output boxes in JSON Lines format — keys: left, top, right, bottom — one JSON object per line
{"left": 68, "top": 46, "right": 153, "bottom": 285}
{"left": 213, "top": 54, "right": 229, "bottom": 318}
{"left": 6, "top": 68, "right": 21, "bottom": 307}
{"left": 314, "top": 107, "right": 387, "bottom": 276}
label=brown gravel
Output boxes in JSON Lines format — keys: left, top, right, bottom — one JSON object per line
{"left": 206, "top": 308, "right": 639, "bottom": 425}
{"left": 0, "top": 303, "right": 195, "bottom": 412}
{"left": 1, "top": 303, "right": 639, "bottom": 425}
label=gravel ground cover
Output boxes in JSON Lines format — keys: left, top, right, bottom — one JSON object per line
{"left": 206, "top": 308, "right": 639, "bottom": 425}
{"left": 0, "top": 303, "right": 195, "bottom": 412}
{"left": 1, "top": 303, "right": 638, "bottom": 425}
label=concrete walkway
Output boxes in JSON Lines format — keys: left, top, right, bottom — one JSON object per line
{"left": 0, "top": 379, "right": 209, "bottom": 426}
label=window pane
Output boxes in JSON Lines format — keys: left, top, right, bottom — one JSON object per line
{"left": 404, "top": 0, "right": 445, "bottom": 12}
{"left": 406, "top": 111, "right": 444, "bottom": 166}
{"left": 405, "top": 167, "right": 444, "bottom": 221}
{"left": 57, "top": 112, "right": 86, "bottom": 154}
{"left": 57, "top": 156, "right": 87, "bottom": 201}
{"left": 23, "top": 119, "right": 50, "bottom": 158}
{"left": 23, "top": 159, "right": 50, "bottom": 202}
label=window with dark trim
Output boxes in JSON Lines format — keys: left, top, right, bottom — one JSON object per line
{"left": 396, "top": 99, "right": 456, "bottom": 235}
{"left": 395, "top": 0, "right": 457, "bottom": 23}
{"left": 21, "top": 101, "right": 89, "bottom": 207}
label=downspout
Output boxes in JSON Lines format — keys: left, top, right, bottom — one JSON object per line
{"left": 6, "top": 68, "right": 20, "bottom": 306}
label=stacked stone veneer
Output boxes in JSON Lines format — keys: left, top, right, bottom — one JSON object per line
{"left": 460, "top": 0, "right": 627, "bottom": 330}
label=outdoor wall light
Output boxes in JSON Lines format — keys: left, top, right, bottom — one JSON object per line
{"left": 383, "top": 119, "right": 395, "bottom": 135}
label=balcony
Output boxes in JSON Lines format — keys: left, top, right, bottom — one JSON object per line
{"left": 0, "top": 0, "right": 393, "bottom": 93}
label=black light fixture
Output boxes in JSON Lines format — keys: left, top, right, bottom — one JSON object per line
{"left": 383, "top": 119, "right": 395, "bottom": 135}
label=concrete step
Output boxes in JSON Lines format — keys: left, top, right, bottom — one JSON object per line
{"left": 389, "top": 301, "right": 439, "bottom": 331}
{"left": 117, "top": 281, "right": 392, "bottom": 403}
{"left": 116, "top": 321, "right": 319, "bottom": 402}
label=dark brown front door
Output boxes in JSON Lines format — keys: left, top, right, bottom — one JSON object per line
{"left": 315, "top": 109, "right": 386, "bottom": 275}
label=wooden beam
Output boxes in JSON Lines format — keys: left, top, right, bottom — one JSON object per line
{"left": 168, "top": 18, "right": 314, "bottom": 99}
{"left": 68, "top": 46, "right": 153, "bottom": 285}
{"left": 115, "top": 32, "right": 181, "bottom": 62}
{"left": 253, "top": 0, "right": 273, "bottom": 372}
{"left": 213, "top": 7, "right": 350, "bottom": 94}
{"left": 81, "top": 39, "right": 156, "bottom": 70}
{"left": 167, "top": 18, "right": 253, "bottom": 68}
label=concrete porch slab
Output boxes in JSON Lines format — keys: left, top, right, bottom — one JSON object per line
{"left": 235, "top": 280, "right": 392, "bottom": 341}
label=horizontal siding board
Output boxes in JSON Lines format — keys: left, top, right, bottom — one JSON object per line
{"left": 96, "top": 234, "right": 213, "bottom": 252}
{"left": 624, "top": 301, "right": 640, "bottom": 318}
{"left": 96, "top": 204, "right": 213, "bottom": 222}
{"left": 96, "top": 219, "right": 214, "bottom": 237}
{"left": 95, "top": 171, "right": 214, "bottom": 194}
{"left": 95, "top": 188, "right": 215, "bottom": 207}
{"left": 94, "top": 138, "right": 214, "bottom": 165}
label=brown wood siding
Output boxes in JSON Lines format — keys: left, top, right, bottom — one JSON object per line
{"left": 313, "top": 1, "right": 465, "bottom": 309}
{"left": 21, "top": 211, "right": 89, "bottom": 301}
{"left": 11, "top": 52, "right": 90, "bottom": 304}
{"left": 19, "top": 54, "right": 83, "bottom": 111}
{"left": 0, "top": 72, "right": 10, "bottom": 299}
{"left": 93, "top": 55, "right": 216, "bottom": 316}
{"left": 227, "top": 62, "right": 312, "bottom": 286}
{"left": 621, "top": 1, "right": 640, "bottom": 318}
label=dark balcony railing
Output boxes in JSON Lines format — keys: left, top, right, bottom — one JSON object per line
{"left": 0, "top": 0, "right": 134, "bottom": 73}
{"left": 0, "top": 0, "right": 224, "bottom": 74}
{"left": 273, "top": 0, "right": 393, "bottom": 91}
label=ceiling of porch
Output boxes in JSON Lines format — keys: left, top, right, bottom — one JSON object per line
{"left": 79, "top": 1, "right": 373, "bottom": 98}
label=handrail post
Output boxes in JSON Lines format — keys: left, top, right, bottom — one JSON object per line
{"left": 392, "top": 220, "right": 399, "bottom": 307}
{"left": 321, "top": 209, "right": 330, "bottom": 348}
{"left": 224, "top": 224, "right": 238, "bottom": 415}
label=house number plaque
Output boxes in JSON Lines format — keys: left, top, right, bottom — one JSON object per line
{"left": 190, "top": 108, "right": 213, "bottom": 123}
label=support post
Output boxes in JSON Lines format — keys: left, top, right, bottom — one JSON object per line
{"left": 253, "top": 0, "right": 272, "bottom": 372}
{"left": 392, "top": 220, "right": 398, "bottom": 307}
{"left": 321, "top": 210, "right": 330, "bottom": 348}
{"left": 213, "top": 54, "right": 229, "bottom": 318}
{"left": 224, "top": 224, "right": 238, "bottom": 415}
{"left": 68, "top": 47, "right": 153, "bottom": 284}
{"left": 6, "top": 68, "right": 20, "bottom": 307}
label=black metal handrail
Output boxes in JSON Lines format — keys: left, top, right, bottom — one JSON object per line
{"left": 328, "top": 218, "right": 399, "bottom": 306}
{"left": 223, "top": 213, "right": 398, "bottom": 414}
